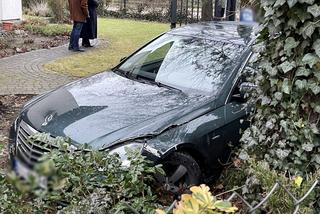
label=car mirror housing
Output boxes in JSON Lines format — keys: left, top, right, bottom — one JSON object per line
{"left": 239, "top": 82, "right": 257, "bottom": 99}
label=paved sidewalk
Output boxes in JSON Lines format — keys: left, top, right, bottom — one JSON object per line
{"left": 0, "top": 40, "right": 101, "bottom": 95}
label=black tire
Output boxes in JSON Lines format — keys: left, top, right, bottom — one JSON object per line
{"left": 157, "top": 152, "right": 201, "bottom": 194}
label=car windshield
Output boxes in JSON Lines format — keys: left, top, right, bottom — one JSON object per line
{"left": 118, "top": 33, "right": 245, "bottom": 95}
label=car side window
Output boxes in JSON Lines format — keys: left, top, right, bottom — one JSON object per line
{"left": 131, "top": 42, "right": 174, "bottom": 81}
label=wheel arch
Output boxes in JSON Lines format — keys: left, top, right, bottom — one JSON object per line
{"left": 162, "top": 143, "right": 207, "bottom": 174}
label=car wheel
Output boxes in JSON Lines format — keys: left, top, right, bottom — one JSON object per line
{"left": 155, "top": 152, "right": 201, "bottom": 195}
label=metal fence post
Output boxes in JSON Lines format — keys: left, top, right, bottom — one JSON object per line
{"left": 170, "top": 0, "right": 177, "bottom": 29}
{"left": 123, "top": 0, "right": 127, "bottom": 14}
{"left": 226, "top": 0, "right": 236, "bottom": 21}
{"left": 214, "top": 0, "right": 223, "bottom": 20}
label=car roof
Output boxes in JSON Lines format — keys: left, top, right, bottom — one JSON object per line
{"left": 167, "top": 21, "right": 257, "bottom": 46}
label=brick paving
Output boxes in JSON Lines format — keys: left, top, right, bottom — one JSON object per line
{"left": 0, "top": 39, "right": 101, "bottom": 95}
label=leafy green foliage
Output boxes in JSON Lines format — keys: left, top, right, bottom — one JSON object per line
{"left": 24, "top": 23, "right": 71, "bottom": 36}
{"left": 156, "top": 184, "right": 238, "bottom": 214}
{"left": 241, "top": 0, "right": 320, "bottom": 175}
{"left": 241, "top": 161, "right": 318, "bottom": 213}
{"left": 23, "top": 17, "right": 71, "bottom": 36}
{"left": 0, "top": 135, "right": 163, "bottom": 213}
{"left": 47, "top": 0, "right": 69, "bottom": 22}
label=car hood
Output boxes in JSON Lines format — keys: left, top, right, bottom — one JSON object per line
{"left": 21, "top": 71, "right": 210, "bottom": 149}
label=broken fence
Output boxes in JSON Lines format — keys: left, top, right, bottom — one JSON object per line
{"left": 116, "top": 180, "right": 319, "bottom": 213}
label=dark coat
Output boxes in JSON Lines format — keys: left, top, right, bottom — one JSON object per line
{"left": 80, "top": 0, "right": 98, "bottom": 39}
{"left": 68, "top": 0, "right": 89, "bottom": 22}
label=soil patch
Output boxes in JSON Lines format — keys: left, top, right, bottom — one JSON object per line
{"left": 0, "top": 30, "right": 68, "bottom": 59}
{"left": 0, "top": 95, "right": 35, "bottom": 168}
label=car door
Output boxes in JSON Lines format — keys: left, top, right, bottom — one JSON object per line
{"left": 223, "top": 54, "right": 257, "bottom": 146}
{"left": 224, "top": 91, "right": 250, "bottom": 146}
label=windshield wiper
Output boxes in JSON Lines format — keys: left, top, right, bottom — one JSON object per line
{"left": 114, "top": 68, "right": 133, "bottom": 79}
{"left": 136, "top": 77, "right": 181, "bottom": 92}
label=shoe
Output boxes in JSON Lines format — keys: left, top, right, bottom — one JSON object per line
{"left": 68, "top": 46, "right": 73, "bottom": 50}
{"left": 72, "top": 48, "right": 85, "bottom": 52}
{"left": 82, "top": 43, "right": 93, "bottom": 48}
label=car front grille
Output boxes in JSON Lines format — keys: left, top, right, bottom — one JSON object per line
{"left": 16, "top": 120, "right": 56, "bottom": 167}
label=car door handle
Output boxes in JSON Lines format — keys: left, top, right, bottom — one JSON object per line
{"left": 212, "top": 135, "right": 221, "bottom": 141}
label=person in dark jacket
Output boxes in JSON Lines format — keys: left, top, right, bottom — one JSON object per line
{"left": 68, "top": 0, "right": 89, "bottom": 52}
{"left": 80, "top": 0, "right": 98, "bottom": 47}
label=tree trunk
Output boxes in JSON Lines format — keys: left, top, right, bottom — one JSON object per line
{"left": 201, "top": 0, "right": 213, "bottom": 21}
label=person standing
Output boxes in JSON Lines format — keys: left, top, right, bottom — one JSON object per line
{"left": 68, "top": 0, "right": 89, "bottom": 52}
{"left": 81, "top": 0, "right": 98, "bottom": 47}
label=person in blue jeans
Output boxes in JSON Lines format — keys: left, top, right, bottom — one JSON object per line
{"left": 68, "top": 0, "right": 89, "bottom": 52}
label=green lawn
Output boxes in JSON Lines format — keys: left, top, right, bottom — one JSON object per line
{"left": 44, "top": 18, "right": 169, "bottom": 77}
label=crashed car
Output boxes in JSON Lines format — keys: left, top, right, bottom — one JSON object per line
{"left": 9, "top": 21, "right": 256, "bottom": 193}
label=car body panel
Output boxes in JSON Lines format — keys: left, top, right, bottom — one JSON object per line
{"left": 20, "top": 71, "right": 211, "bottom": 147}
{"left": 9, "top": 21, "right": 256, "bottom": 180}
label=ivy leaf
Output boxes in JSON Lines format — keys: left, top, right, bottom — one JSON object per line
{"left": 312, "top": 39, "right": 320, "bottom": 57}
{"left": 284, "top": 37, "right": 299, "bottom": 55}
{"left": 287, "top": 17, "right": 299, "bottom": 28}
{"left": 264, "top": 7, "right": 275, "bottom": 17}
{"left": 302, "top": 143, "right": 314, "bottom": 151}
{"left": 296, "top": 67, "right": 311, "bottom": 77}
{"left": 312, "top": 154, "right": 320, "bottom": 164}
{"left": 282, "top": 78, "right": 291, "bottom": 94}
{"left": 287, "top": 0, "right": 298, "bottom": 8}
{"left": 267, "top": 67, "right": 278, "bottom": 76}
{"left": 302, "top": 53, "right": 319, "bottom": 67}
{"left": 280, "top": 61, "right": 296, "bottom": 73}
{"left": 310, "top": 84, "right": 320, "bottom": 95}
{"left": 274, "top": 92, "right": 283, "bottom": 100}
{"left": 274, "top": 0, "right": 286, "bottom": 7}
{"left": 276, "top": 149, "right": 290, "bottom": 159}
{"left": 298, "top": 0, "right": 314, "bottom": 4}
{"left": 295, "top": 79, "right": 307, "bottom": 89}
{"left": 314, "top": 105, "right": 320, "bottom": 113}
{"left": 314, "top": 71, "right": 320, "bottom": 80}
{"left": 300, "top": 22, "right": 315, "bottom": 38}
{"left": 307, "top": 4, "right": 320, "bottom": 17}
{"left": 295, "top": 8, "right": 312, "bottom": 23}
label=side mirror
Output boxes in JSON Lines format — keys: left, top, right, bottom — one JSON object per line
{"left": 120, "top": 56, "right": 127, "bottom": 62}
{"left": 239, "top": 82, "right": 257, "bottom": 99}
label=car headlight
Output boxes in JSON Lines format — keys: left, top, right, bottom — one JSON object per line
{"left": 109, "top": 143, "right": 144, "bottom": 167}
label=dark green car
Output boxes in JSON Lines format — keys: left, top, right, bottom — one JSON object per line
{"left": 9, "top": 21, "right": 256, "bottom": 193}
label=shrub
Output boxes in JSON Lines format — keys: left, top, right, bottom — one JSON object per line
{"left": 96, "top": 0, "right": 104, "bottom": 16}
{"left": 25, "top": 23, "right": 71, "bottom": 36}
{"left": 156, "top": 184, "right": 238, "bottom": 214}
{"left": 23, "top": 17, "right": 71, "bottom": 36}
{"left": 0, "top": 38, "right": 9, "bottom": 49}
{"left": 29, "top": 0, "right": 50, "bottom": 17}
{"left": 48, "top": 0, "right": 69, "bottom": 22}
{"left": 0, "top": 134, "right": 164, "bottom": 213}
{"left": 22, "top": 0, "right": 35, "bottom": 8}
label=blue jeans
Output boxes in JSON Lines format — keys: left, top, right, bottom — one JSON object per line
{"left": 69, "top": 21, "right": 84, "bottom": 50}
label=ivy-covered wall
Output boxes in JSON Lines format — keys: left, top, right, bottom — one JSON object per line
{"left": 241, "top": 0, "right": 320, "bottom": 175}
